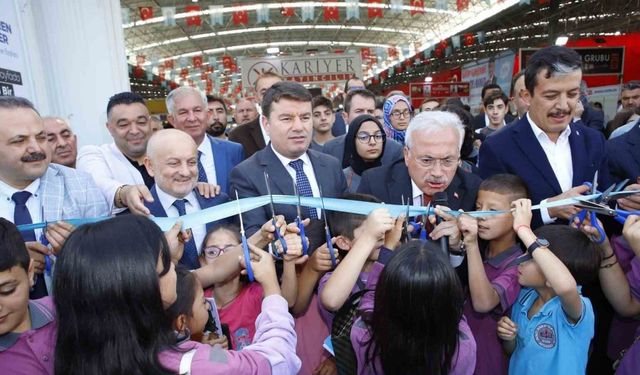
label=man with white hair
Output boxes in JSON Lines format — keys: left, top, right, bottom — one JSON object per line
{"left": 166, "top": 86, "right": 244, "bottom": 194}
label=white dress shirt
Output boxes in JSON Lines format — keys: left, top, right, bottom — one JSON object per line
{"left": 527, "top": 113, "right": 573, "bottom": 224}
{"left": 155, "top": 187, "right": 207, "bottom": 253}
{"left": 197, "top": 137, "right": 218, "bottom": 186}
{"left": 271, "top": 145, "right": 321, "bottom": 217}
{"left": 259, "top": 115, "right": 271, "bottom": 145}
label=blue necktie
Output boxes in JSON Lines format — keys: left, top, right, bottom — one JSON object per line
{"left": 172, "top": 199, "right": 200, "bottom": 269}
{"left": 197, "top": 151, "right": 208, "bottom": 183}
{"left": 289, "top": 159, "right": 318, "bottom": 220}
{"left": 12, "top": 191, "right": 48, "bottom": 298}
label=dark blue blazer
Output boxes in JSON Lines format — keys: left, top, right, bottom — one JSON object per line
{"left": 229, "top": 145, "right": 348, "bottom": 236}
{"left": 478, "top": 116, "right": 610, "bottom": 228}
{"left": 206, "top": 135, "right": 244, "bottom": 195}
{"left": 607, "top": 120, "right": 640, "bottom": 185}
{"left": 331, "top": 110, "right": 347, "bottom": 137}
{"left": 145, "top": 185, "right": 231, "bottom": 233}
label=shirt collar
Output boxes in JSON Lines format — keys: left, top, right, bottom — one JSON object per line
{"left": 411, "top": 180, "right": 422, "bottom": 200}
{"left": 0, "top": 178, "right": 41, "bottom": 201}
{"left": 197, "top": 135, "right": 213, "bottom": 156}
{"left": 486, "top": 244, "right": 523, "bottom": 268}
{"left": 155, "top": 185, "right": 197, "bottom": 213}
{"left": 0, "top": 298, "right": 55, "bottom": 351}
{"left": 527, "top": 112, "right": 572, "bottom": 142}
{"left": 270, "top": 144, "right": 311, "bottom": 168}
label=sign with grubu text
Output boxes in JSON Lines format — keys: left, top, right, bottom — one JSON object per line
{"left": 520, "top": 47, "right": 624, "bottom": 76}
{"left": 240, "top": 53, "right": 362, "bottom": 88}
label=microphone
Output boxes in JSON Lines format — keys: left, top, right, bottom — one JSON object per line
{"left": 433, "top": 192, "right": 449, "bottom": 255}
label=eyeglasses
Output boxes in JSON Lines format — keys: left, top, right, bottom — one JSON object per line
{"left": 356, "top": 132, "right": 384, "bottom": 143}
{"left": 409, "top": 152, "right": 460, "bottom": 169}
{"left": 390, "top": 109, "right": 412, "bottom": 119}
{"left": 203, "top": 244, "right": 237, "bottom": 258}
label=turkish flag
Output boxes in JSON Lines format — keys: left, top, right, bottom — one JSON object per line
{"left": 360, "top": 48, "right": 371, "bottom": 61}
{"left": 388, "top": 47, "right": 399, "bottom": 59}
{"left": 281, "top": 7, "right": 295, "bottom": 17}
{"left": 185, "top": 5, "right": 201, "bottom": 26}
{"left": 368, "top": 0, "right": 383, "bottom": 18}
{"left": 200, "top": 71, "right": 207, "bottom": 81}
{"left": 233, "top": 10, "right": 248, "bottom": 25}
{"left": 180, "top": 68, "right": 189, "bottom": 79}
{"left": 463, "top": 33, "right": 475, "bottom": 47}
{"left": 139, "top": 7, "right": 153, "bottom": 20}
{"left": 222, "top": 55, "right": 233, "bottom": 70}
{"left": 163, "top": 59, "right": 174, "bottom": 69}
{"left": 133, "top": 66, "right": 144, "bottom": 78}
{"left": 410, "top": 0, "right": 425, "bottom": 16}
{"left": 456, "top": 0, "right": 470, "bottom": 11}
{"left": 192, "top": 56, "right": 203, "bottom": 68}
{"left": 323, "top": 5, "right": 339, "bottom": 21}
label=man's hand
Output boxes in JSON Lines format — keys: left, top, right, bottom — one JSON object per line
{"left": 429, "top": 206, "right": 461, "bottom": 248}
{"left": 547, "top": 185, "right": 590, "bottom": 220}
{"left": 164, "top": 220, "right": 189, "bottom": 264}
{"left": 195, "top": 182, "right": 221, "bottom": 198}
{"left": 120, "top": 184, "right": 153, "bottom": 215}
{"left": 45, "top": 221, "right": 74, "bottom": 255}
{"left": 25, "top": 241, "right": 50, "bottom": 274}
{"left": 618, "top": 183, "right": 640, "bottom": 211}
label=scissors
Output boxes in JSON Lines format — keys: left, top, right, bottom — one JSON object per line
{"left": 292, "top": 181, "right": 309, "bottom": 256}
{"left": 597, "top": 178, "right": 640, "bottom": 224}
{"left": 319, "top": 186, "right": 337, "bottom": 268}
{"left": 572, "top": 172, "right": 617, "bottom": 243}
{"left": 408, "top": 201, "right": 431, "bottom": 241}
{"left": 263, "top": 172, "right": 288, "bottom": 257}
{"left": 39, "top": 206, "right": 52, "bottom": 277}
{"left": 234, "top": 190, "right": 254, "bottom": 282}
{"left": 400, "top": 195, "right": 412, "bottom": 242}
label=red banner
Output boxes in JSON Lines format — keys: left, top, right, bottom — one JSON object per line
{"left": 233, "top": 9, "right": 248, "bottom": 25}
{"left": 410, "top": 82, "right": 470, "bottom": 99}
{"left": 410, "top": 0, "right": 425, "bottom": 16}
{"left": 281, "top": 7, "right": 295, "bottom": 17}
{"left": 463, "top": 33, "right": 475, "bottom": 47}
{"left": 368, "top": 0, "right": 383, "bottom": 18}
{"left": 222, "top": 55, "right": 234, "bottom": 70}
{"left": 185, "top": 5, "right": 201, "bottom": 26}
{"left": 323, "top": 5, "right": 339, "bottom": 21}
{"left": 139, "top": 7, "right": 153, "bottom": 20}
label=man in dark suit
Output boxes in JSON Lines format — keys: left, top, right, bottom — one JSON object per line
{"left": 479, "top": 46, "right": 609, "bottom": 229}
{"left": 228, "top": 71, "right": 283, "bottom": 158}
{"left": 331, "top": 76, "right": 366, "bottom": 137}
{"left": 166, "top": 86, "right": 243, "bottom": 195}
{"left": 230, "top": 82, "right": 348, "bottom": 236}
{"left": 607, "top": 119, "right": 640, "bottom": 184}
{"left": 143, "top": 129, "right": 229, "bottom": 269}
{"left": 322, "top": 89, "right": 404, "bottom": 166}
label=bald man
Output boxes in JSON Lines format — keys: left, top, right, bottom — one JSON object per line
{"left": 43, "top": 116, "right": 78, "bottom": 168}
{"left": 143, "top": 129, "right": 230, "bottom": 269}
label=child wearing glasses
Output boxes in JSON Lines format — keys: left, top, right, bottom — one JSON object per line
{"left": 342, "top": 114, "right": 386, "bottom": 192}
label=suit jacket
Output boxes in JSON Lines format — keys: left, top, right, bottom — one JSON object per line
{"left": 357, "top": 157, "right": 482, "bottom": 211}
{"left": 473, "top": 112, "right": 515, "bottom": 130}
{"left": 321, "top": 135, "right": 404, "bottom": 168}
{"left": 228, "top": 117, "right": 265, "bottom": 158}
{"left": 77, "top": 142, "right": 144, "bottom": 214}
{"left": 39, "top": 164, "right": 110, "bottom": 221}
{"left": 206, "top": 135, "right": 244, "bottom": 195}
{"left": 229, "top": 146, "right": 348, "bottom": 236}
{"left": 607, "top": 120, "right": 640, "bottom": 184}
{"left": 479, "top": 115, "right": 610, "bottom": 228}
{"left": 331, "top": 110, "right": 347, "bottom": 137}
{"left": 580, "top": 96, "right": 605, "bottom": 132}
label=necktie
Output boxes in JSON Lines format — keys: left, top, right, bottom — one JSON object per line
{"left": 172, "top": 199, "right": 200, "bottom": 269}
{"left": 197, "top": 151, "right": 208, "bottom": 183}
{"left": 289, "top": 159, "right": 318, "bottom": 220}
{"left": 12, "top": 191, "right": 48, "bottom": 298}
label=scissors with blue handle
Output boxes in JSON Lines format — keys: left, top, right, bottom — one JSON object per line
{"left": 408, "top": 201, "right": 431, "bottom": 241}
{"left": 401, "top": 195, "right": 412, "bottom": 242}
{"left": 597, "top": 178, "right": 640, "bottom": 224}
{"left": 319, "top": 186, "right": 337, "bottom": 268}
{"left": 234, "top": 190, "right": 254, "bottom": 282}
{"left": 572, "top": 172, "right": 611, "bottom": 244}
{"left": 40, "top": 206, "right": 52, "bottom": 277}
{"left": 263, "top": 172, "right": 288, "bottom": 257}
{"left": 292, "top": 181, "right": 309, "bottom": 256}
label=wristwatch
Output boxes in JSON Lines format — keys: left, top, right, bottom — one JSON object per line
{"left": 527, "top": 238, "right": 549, "bottom": 255}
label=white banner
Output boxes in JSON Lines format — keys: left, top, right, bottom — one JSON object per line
{"left": 0, "top": 2, "right": 30, "bottom": 97}
{"left": 240, "top": 53, "right": 363, "bottom": 89}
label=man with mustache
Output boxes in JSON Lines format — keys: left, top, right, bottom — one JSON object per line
{"left": 206, "top": 95, "right": 228, "bottom": 139}
{"left": 478, "top": 46, "right": 609, "bottom": 228}
{"left": 0, "top": 96, "right": 109, "bottom": 298}
{"left": 43, "top": 117, "right": 77, "bottom": 168}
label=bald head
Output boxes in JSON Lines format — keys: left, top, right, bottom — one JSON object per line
{"left": 43, "top": 116, "right": 77, "bottom": 168}
{"left": 144, "top": 129, "right": 198, "bottom": 198}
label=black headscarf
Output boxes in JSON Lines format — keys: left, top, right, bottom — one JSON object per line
{"left": 342, "top": 114, "right": 386, "bottom": 175}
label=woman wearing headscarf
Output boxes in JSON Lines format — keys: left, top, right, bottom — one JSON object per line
{"left": 382, "top": 94, "right": 413, "bottom": 144}
{"left": 342, "top": 114, "right": 386, "bottom": 192}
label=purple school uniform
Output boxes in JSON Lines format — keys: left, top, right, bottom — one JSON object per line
{"left": 607, "top": 236, "right": 640, "bottom": 360}
{"left": 159, "top": 294, "right": 301, "bottom": 374}
{"left": 0, "top": 297, "right": 56, "bottom": 375}
{"left": 350, "top": 251, "right": 477, "bottom": 375}
{"left": 317, "top": 270, "right": 369, "bottom": 328}
{"left": 613, "top": 236, "right": 640, "bottom": 375}
{"left": 463, "top": 244, "right": 522, "bottom": 375}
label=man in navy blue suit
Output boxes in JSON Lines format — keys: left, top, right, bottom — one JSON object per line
{"left": 479, "top": 46, "right": 609, "bottom": 228}
{"left": 166, "top": 86, "right": 244, "bottom": 195}
{"left": 606, "top": 118, "right": 640, "bottom": 214}
{"left": 230, "top": 81, "right": 348, "bottom": 236}
{"left": 143, "top": 129, "right": 229, "bottom": 269}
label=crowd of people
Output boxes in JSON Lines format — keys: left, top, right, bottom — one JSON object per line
{"left": 1, "top": 45, "right": 640, "bottom": 375}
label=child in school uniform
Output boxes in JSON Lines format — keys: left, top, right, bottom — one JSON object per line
{"left": 456, "top": 174, "right": 525, "bottom": 375}
{"left": 497, "top": 199, "right": 601, "bottom": 375}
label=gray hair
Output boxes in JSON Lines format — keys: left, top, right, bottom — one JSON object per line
{"left": 0, "top": 96, "right": 39, "bottom": 115}
{"left": 405, "top": 111, "right": 465, "bottom": 151}
{"left": 165, "top": 86, "right": 207, "bottom": 115}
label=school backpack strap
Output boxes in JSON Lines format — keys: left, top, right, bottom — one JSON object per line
{"left": 179, "top": 348, "right": 197, "bottom": 375}
{"left": 331, "top": 280, "right": 369, "bottom": 375}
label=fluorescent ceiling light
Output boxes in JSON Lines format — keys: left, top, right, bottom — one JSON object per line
{"left": 555, "top": 36, "right": 568, "bottom": 45}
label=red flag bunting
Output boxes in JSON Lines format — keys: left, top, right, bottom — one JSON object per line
{"left": 360, "top": 48, "right": 371, "bottom": 61}
{"left": 206, "top": 66, "right": 214, "bottom": 74}
{"left": 463, "top": 33, "right": 475, "bottom": 47}
{"left": 410, "top": 0, "right": 425, "bottom": 16}
{"left": 368, "top": 0, "right": 383, "bottom": 19}
{"left": 163, "top": 59, "right": 174, "bottom": 69}
{"left": 136, "top": 55, "right": 146, "bottom": 65}
{"left": 139, "top": 7, "right": 153, "bottom": 20}
{"left": 185, "top": 5, "right": 202, "bottom": 26}
{"left": 323, "top": 4, "right": 339, "bottom": 21}
{"left": 388, "top": 47, "right": 399, "bottom": 59}
{"left": 281, "top": 7, "right": 295, "bottom": 17}
{"left": 200, "top": 71, "right": 207, "bottom": 81}
{"left": 222, "top": 55, "right": 234, "bottom": 70}
{"left": 192, "top": 56, "right": 203, "bottom": 68}
{"left": 170, "top": 82, "right": 179, "bottom": 90}
{"left": 456, "top": 0, "right": 470, "bottom": 11}
{"left": 233, "top": 9, "right": 248, "bottom": 25}
{"left": 180, "top": 68, "right": 189, "bottom": 79}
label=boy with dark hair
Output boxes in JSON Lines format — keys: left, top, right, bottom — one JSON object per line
{"left": 0, "top": 218, "right": 56, "bottom": 374}
{"left": 476, "top": 91, "right": 510, "bottom": 142}
{"left": 311, "top": 96, "right": 335, "bottom": 148}
{"left": 497, "top": 200, "right": 601, "bottom": 375}
{"left": 457, "top": 174, "right": 528, "bottom": 375}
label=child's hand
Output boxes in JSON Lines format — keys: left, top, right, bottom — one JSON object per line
{"left": 571, "top": 215, "right": 608, "bottom": 245}
{"left": 429, "top": 206, "right": 461, "bottom": 248}
{"left": 239, "top": 244, "right": 278, "bottom": 293}
{"left": 201, "top": 332, "right": 229, "bottom": 349}
{"left": 281, "top": 233, "right": 308, "bottom": 264}
{"left": 623, "top": 215, "right": 640, "bottom": 256}
{"left": 163, "top": 220, "right": 189, "bottom": 264}
{"left": 313, "top": 357, "right": 337, "bottom": 375}
{"left": 361, "top": 208, "right": 394, "bottom": 241}
{"left": 497, "top": 316, "right": 518, "bottom": 341}
{"left": 458, "top": 214, "right": 478, "bottom": 245}
{"left": 309, "top": 240, "right": 339, "bottom": 272}
{"left": 258, "top": 215, "right": 286, "bottom": 242}
{"left": 384, "top": 215, "right": 405, "bottom": 250}
{"left": 511, "top": 199, "right": 532, "bottom": 232}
